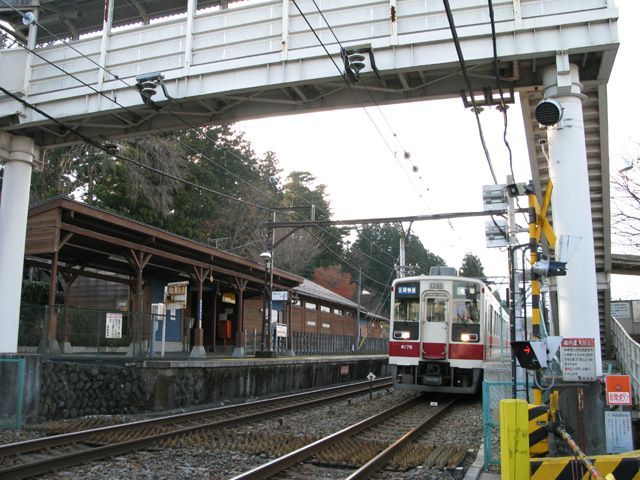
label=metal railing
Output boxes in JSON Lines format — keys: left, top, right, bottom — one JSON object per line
{"left": 241, "top": 330, "right": 388, "bottom": 356}
{"left": 610, "top": 315, "right": 640, "bottom": 406}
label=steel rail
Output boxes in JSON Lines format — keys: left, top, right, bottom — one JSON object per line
{"left": 0, "top": 378, "right": 391, "bottom": 480}
{"left": 0, "top": 377, "right": 390, "bottom": 457}
{"left": 345, "top": 399, "right": 455, "bottom": 479}
{"left": 229, "top": 397, "right": 456, "bottom": 480}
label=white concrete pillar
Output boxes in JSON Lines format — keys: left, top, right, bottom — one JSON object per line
{"left": 542, "top": 62, "right": 602, "bottom": 376}
{"left": 0, "top": 133, "right": 38, "bottom": 354}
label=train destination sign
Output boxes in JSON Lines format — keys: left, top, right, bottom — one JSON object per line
{"left": 395, "top": 283, "right": 419, "bottom": 298}
{"left": 560, "top": 338, "right": 596, "bottom": 381}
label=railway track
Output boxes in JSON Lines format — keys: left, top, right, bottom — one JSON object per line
{"left": 230, "top": 395, "right": 465, "bottom": 480}
{"left": 0, "top": 378, "right": 392, "bottom": 480}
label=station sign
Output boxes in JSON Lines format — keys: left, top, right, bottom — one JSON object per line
{"left": 164, "top": 281, "right": 188, "bottom": 309}
{"left": 560, "top": 338, "right": 596, "bottom": 381}
{"left": 605, "top": 374, "right": 632, "bottom": 406}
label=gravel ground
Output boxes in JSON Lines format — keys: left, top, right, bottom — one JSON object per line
{"left": 1, "top": 389, "right": 484, "bottom": 480}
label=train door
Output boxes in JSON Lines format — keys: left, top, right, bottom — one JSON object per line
{"left": 421, "top": 291, "right": 449, "bottom": 359}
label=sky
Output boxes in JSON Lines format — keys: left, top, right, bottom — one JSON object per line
{"left": 236, "top": 0, "right": 640, "bottom": 299}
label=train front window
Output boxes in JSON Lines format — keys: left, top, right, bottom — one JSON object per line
{"left": 453, "top": 300, "right": 479, "bottom": 323}
{"left": 425, "top": 298, "right": 447, "bottom": 322}
{"left": 394, "top": 298, "right": 419, "bottom": 321}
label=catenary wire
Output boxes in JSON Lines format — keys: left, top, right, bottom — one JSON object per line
{"left": 0, "top": 28, "right": 398, "bottom": 268}
{"left": 309, "top": 0, "right": 416, "bottom": 169}
{"left": 0, "top": 11, "right": 401, "bottom": 266}
{"left": 291, "top": 0, "right": 430, "bottom": 206}
{"left": 441, "top": 0, "right": 498, "bottom": 184}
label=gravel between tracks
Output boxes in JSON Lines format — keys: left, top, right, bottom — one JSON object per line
{"left": 1, "top": 389, "right": 483, "bottom": 480}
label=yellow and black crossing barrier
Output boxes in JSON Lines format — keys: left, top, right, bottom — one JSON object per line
{"left": 528, "top": 404, "right": 549, "bottom": 456}
{"left": 501, "top": 399, "right": 640, "bottom": 480}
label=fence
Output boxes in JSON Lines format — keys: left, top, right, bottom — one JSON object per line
{"left": 19, "top": 304, "right": 189, "bottom": 359}
{"left": 20, "top": 304, "right": 388, "bottom": 359}
{"left": 0, "top": 358, "right": 25, "bottom": 430}
{"left": 482, "top": 381, "right": 534, "bottom": 468}
{"left": 241, "top": 329, "right": 388, "bottom": 356}
{"left": 611, "top": 315, "right": 640, "bottom": 406}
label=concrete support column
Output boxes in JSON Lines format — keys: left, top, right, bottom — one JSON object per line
{"left": 542, "top": 61, "right": 602, "bottom": 377}
{"left": 0, "top": 133, "right": 38, "bottom": 354}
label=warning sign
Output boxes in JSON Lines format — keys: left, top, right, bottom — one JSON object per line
{"left": 560, "top": 338, "right": 596, "bottom": 381}
{"left": 605, "top": 375, "right": 632, "bottom": 406}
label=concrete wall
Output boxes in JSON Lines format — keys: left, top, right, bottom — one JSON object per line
{"left": 38, "top": 357, "right": 389, "bottom": 420}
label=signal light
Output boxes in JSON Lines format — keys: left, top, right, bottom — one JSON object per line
{"left": 511, "top": 340, "right": 547, "bottom": 370}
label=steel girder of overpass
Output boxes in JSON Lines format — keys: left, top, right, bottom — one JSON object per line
{"left": 0, "top": 0, "right": 618, "bottom": 148}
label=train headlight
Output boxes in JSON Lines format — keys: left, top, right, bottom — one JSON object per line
{"left": 393, "top": 331, "right": 411, "bottom": 340}
{"left": 460, "top": 333, "right": 478, "bottom": 342}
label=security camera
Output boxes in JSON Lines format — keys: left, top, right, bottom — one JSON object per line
{"left": 535, "top": 99, "right": 563, "bottom": 127}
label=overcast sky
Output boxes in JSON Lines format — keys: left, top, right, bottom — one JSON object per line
{"left": 237, "top": 0, "right": 640, "bottom": 298}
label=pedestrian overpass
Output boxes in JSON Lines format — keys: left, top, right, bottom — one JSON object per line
{"left": 0, "top": 0, "right": 620, "bottom": 353}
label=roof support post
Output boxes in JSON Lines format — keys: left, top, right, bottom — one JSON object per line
{"left": 232, "top": 278, "right": 248, "bottom": 358}
{"left": 0, "top": 133, "right": 38, "bottom": 354}
{"left": 39, "top": 249, "right": 61, "bottom": 355}
{"left": 190, "top": 266, "right": 210, "bottom": 358}
{"left": 60, "top": 267, "right": 84, "bottom": 353}
{"left": 126, "top": 250, "right": 151, "bottom": 358}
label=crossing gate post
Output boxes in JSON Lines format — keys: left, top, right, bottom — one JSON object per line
{"left": 500, "top": 398, "right": 530, "bottom": 480}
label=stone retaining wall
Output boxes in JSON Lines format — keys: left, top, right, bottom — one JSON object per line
{"left": 39, "top": 358, "right": 390, "bottom": 420}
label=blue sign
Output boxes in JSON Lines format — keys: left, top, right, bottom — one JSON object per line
{"left": 396, "top": 283, "right": 419, "bottom": 297}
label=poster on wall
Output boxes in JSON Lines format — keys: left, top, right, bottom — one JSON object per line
{"left": 105, "top": 312, "right": 123, "bottom": 339}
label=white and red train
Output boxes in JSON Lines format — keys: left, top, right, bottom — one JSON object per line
{"left": 389, "top": 270, "right": 509, "bottom": 394}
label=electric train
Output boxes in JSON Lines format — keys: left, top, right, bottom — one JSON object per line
{"left": 389, "top": 268, "right": 509, "bottom": 394}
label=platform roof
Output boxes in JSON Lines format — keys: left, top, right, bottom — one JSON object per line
{"left": 25, "top": 196, "right": 302, "bottom": 292}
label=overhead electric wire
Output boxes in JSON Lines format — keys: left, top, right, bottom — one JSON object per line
{"left": 309, "top": 0, "right": 415, "bottom": 168}
{"left": 487, "top": 0, "right": 528, "bottom": 229}
{"left": 2, "top": 2, "right": 431, "bottom": 278}
{"left": 0, "top": 36, "right": 396, "bottom": 272}
{"left": 0, "top": 84, "right": 276, "bottom": 212}
{"left": 0, "top": 11, "right": 401, "bottom": 266}
{"left": 441, "top": 0, "right": 498, "bottom": 184}
{"left": 290, "top": 0, "right": 429, "bottom": 206}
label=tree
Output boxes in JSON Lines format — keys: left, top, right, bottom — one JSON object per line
{"left": 345, "top": 223, "right": 446, "bottom": 314}
{"left": 276, "top": 171, "right": 346, "bottom": 276}
{"left": 611, "top": 157, "right": 640, "bottom": 251}
{"left": 312, "top": 265, "right": 354, "bottom": 299}
{"left": 28, "top": 127, "right": 349, "bottom": 271}
{"left": 459, "top": 252, "right": 486, "bottom": 280}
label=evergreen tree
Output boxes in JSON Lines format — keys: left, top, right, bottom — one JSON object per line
{"left": 459, "top": 252, "right": 486, "bottom": 280}
{"left": 345, "top": 223, "right": 446, "bottom": 314}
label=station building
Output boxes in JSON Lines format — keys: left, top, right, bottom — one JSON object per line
{"left": 21, "top": 197, "right": 387, "bottom": 358}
